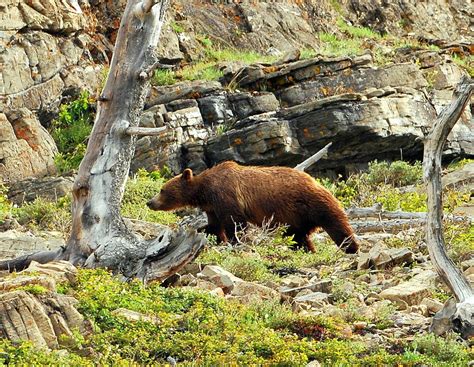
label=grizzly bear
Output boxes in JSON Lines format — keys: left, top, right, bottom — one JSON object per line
{"left": 147, "top": 161, "right": 358, "bottom": 253}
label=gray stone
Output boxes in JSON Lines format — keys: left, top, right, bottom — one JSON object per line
{"left": 442, "top": 162, "right": 474, "bottom": 190}
{"left": 205, "top": 118, "right": 304, "bottom": 167}
{"left": 0, "top": 110, "right": 58, "bottom": 183}
{"left": 8, "top": 176, "right": 74, "bottom": 205}
{"left": 358, "top": 245, "right": 414, "bottom": 270}
{"left": 379, "top": 270, "right": 438, "bottom": 306}
{"left": 111, "top": 308, "right": 161, "bottom": 325}
{"left": 147, "top": 81, "right": 222, "bottom": 108}
{"left": 230, "top": 281, "right": 280, "bottom": 303}
{"left": 293, "top": 291, "right": 330, "bottom": 306}
{"left": 166, "top": 99, "right": 198, "bottom": 112}
{"left": 420, "top": 298, "right": 444, "bottom": 315}
{"left": 0, "top": 230, "right": 64, "bottom": 260}
{"left": 228, "top": 92, "right": 280, "bottom": 120}
{"left": 276, "top": 63, "right": 427, "bottom": 107}
{"left": 197, "top": 94, "right": 234, "bottom": 126}
{"left": 280, "top": 279, "right": 332, "bottom": 297}
{"left": 199, "top": 265, "right": 243, "bottom": 292}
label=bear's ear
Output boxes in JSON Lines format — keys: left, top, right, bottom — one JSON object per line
{"left": 182, "top": 168, "right": 193, "bottom": 182}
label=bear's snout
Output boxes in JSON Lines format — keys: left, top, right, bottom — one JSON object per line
{"left": 146, "top": 200, "right": 154, "bottom": 209}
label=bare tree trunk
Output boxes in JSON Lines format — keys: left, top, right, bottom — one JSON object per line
{"left": 423, "top": 75, "right": 473, "bottom": 338}
{"left": 0, "top": 0, "right": 206, "bottom": 282}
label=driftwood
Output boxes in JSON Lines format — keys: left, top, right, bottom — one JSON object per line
{"left": 0, "top": 0, "right": 206, "bottom": 282}
{"left": 423, "top": 76, "right": 473, "bottom": 338}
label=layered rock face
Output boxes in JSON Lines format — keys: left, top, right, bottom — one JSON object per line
{"left": 0, "top": 0, "right": 472, "bottom": 181}
{"left": 134, "top": 53, "right": 472, "bottom": 176}
{"left": 0, "top": 0, "right": 103, "bottom": 183}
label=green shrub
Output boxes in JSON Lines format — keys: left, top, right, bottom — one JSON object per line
{"left": 170, "top": 21, "right": 185, "bottom": 33}
{"left": 13, "top": 196, "right": 72, "bottom": 233}
{"left": 50, "top": 91, "right": 94, "bottom": 174}
{"left": 318, "top": 32, "right": 364, "bottom": 57}
{"left": 363, "top": 160, "right": 422, "bottom": 187}
{"left": 410, "top": 333, "right": 471, "bottom": 363}
{"left": 152, "top": 69, "right": 177, "bottom": 86}
{"left": 3, "top": 268, "right": 472, "bottom": 366}
{"left": 445, "top": 221, "right": 474, "bottom": 262}
{"left": 0, "top": 183, "right": 12, "bottom": 223}
{"left": 337, "top": 19, "right": 381, "bottom": 39}
{"left": 121, "top": 169, "right": 179, "bottom": 226}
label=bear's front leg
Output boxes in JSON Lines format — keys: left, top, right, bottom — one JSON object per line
{"left": 204, "top": 211, "right": 228, "bottom": 243}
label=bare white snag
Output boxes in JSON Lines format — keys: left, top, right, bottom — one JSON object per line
{"left": 423, "top": 75, "right": 473, "bottom": 338}
{"left": 0, "top": 0, "right": 206, "bottom": 282}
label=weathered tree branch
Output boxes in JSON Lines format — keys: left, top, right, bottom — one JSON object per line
{"left": 295, "top": 142, "right": 332, "bottom": 171}
{"left": 423, "top": 75, "right": 474, "bottom": 338}
{"left": 125, "top": 126, "right": 167, "bottom": 136}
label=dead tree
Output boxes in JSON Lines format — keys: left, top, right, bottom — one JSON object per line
{"left": 423, "top": 76, "right": 473, "bottom": 338}
{"left": 0, "top": 0, "right": 206, "bottom": 282}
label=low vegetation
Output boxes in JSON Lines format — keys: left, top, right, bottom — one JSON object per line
{"left": 152, "top": 41, "right": 277, "bottom": 86}
{"left": 49, "top": 91, "right": 94, "bottom": 175}
{"left": 1, "top": 268, "right": 472, "bottom": 366}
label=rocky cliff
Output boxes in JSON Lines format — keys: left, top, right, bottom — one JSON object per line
{"left": 0, "top": 0, "right": 473, "bottom": 181}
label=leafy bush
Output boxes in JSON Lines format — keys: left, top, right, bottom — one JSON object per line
{"left": 152, "top": 47, "right": 276, "bottom": 86}
{"left": 152, "top": 69, "right": 177, "bottom": 86}
{"left": 199, "top": 224, "right": 343, "bottom": 282}
{"left": 336, "top": 19, "right": 381, "bottom": 39}
{"left": 318, "top": 160, "right": 469, "bottom": 214}
{"left": 50, "top": 91, "right": 94, "bottom": 174}
{"left": 410, "top": 333, "right": 471, "bottom": 363}
{"left": 13, "top": 196, "right": 72, "bottom": 233}
{"left": 363, "top": 160, "right": 422, "bottom": 187}
{"left": 0, "top": 183, "right": 12, "bottom": 223}
{"left": 121, "top": 169, "right": 179, "bottom": 226}
{"left": 9, "top": 169, "right": 179, "bottom": 234}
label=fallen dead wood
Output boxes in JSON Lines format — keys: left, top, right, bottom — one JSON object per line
{"left": 346, "top": 205, "right": 470, "bottom": 222}
{"left": 351, "top": 218, "right": 427, "bottom": 233}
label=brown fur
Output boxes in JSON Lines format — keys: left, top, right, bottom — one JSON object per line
{"left": 147, "top": 161, "right": 358, "bottom": 253}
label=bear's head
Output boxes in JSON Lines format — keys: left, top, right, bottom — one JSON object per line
{"left": 147, "top": 168, "right": 194, "bottom": 211}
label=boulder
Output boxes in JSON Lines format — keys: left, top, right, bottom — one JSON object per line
{"left": 0, "top": 110, "right": 58, "bottom": 183}
{"left": 379, "top": 270, "right": 438, "bottom": 306}
{"left": 280, "top": 279, "right": 332, "bottom": 298}
{"left": 230, "top": 281, "right": 280, "bottom": 303}
{"left": 199, "top": 265, "right": 243, "bottom": 292}
{"left": 7, "top": 176, "right": 74, "bottom": 205}
{"left": 228, "top": 92, "right": 280, "bottom": 120}
{"left": 442, "top": 162, "right": 474, "bottom": 190}
{"left": 358, "top": 245, "right": 414, "bottom": 270}
{"left": 0, "top": 230, "right": 64, "bottom": 260}
{"left": 293, "top": 291, "right": 330, "bottom": 310}
{"left": 0, "top": 290, "right": 88, "bottom": 349}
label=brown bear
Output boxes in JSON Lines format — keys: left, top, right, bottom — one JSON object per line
{"left": 147, "top": 161, "right": 358, "bottom": 253}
